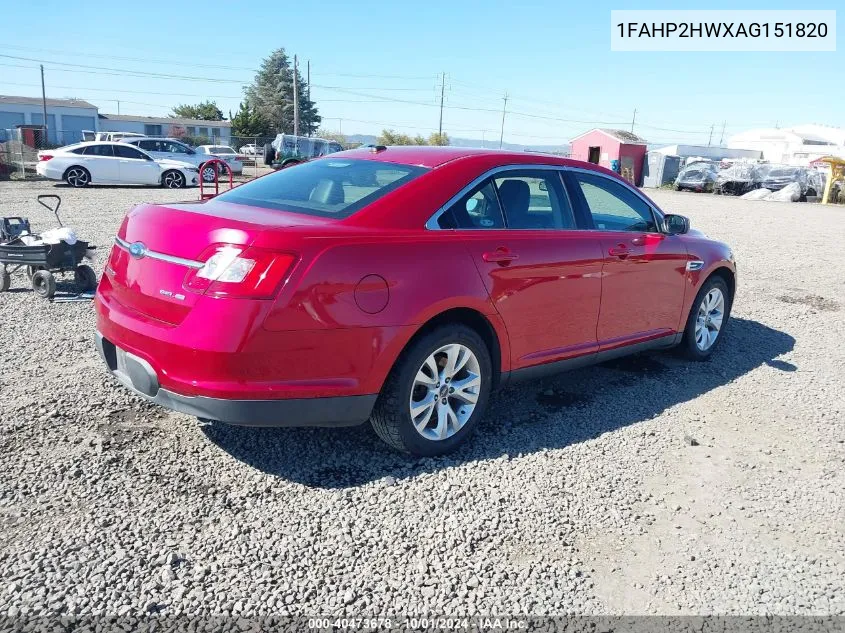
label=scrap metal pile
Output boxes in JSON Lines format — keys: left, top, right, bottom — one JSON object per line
{"left": 674, "top": 159, "right": 827, "bottom": 202}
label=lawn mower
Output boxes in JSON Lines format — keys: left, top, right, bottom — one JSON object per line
{"left": 0, "top": 195, "right": 97, "bottom": 300}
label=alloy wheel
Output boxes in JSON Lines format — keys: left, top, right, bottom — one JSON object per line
{"left": 695, "top": 287, "right": 725, "bottom": 351}
{"left": 163, "top": 171, "right": 184, "bottom": 188}
{"left": 201, "top": 166, "right": 216, "bottom": 183}
{"left": 67, "top": 168, "right": 88, "bottom": 187}
{"left": 409, "top": 343, "right": 481, "bottom": 441}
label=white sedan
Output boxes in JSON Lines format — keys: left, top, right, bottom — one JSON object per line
{"left": 194, "top": 145, "right": 244, "bottom": 180}
{"left": 36, "top": 142, "right": 199, "bottom": 188}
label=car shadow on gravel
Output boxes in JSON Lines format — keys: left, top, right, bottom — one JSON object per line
{"left": 202, "top": 317, "right": 795, "bottom": 488}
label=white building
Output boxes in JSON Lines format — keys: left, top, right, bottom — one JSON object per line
{"left": 0, "top": 95, "right": 97, "bottom": 145}
{"left": 98, "top": 114, "right": 231, "bottom": 143}
{"left": 727, "top": 126, "right": 844, "bottom": 165}
{"left": 0, "top": 94, "right": 232, "bottom": 147}
{"left": 651, "top": 144, "right": 761, "bottom": 161}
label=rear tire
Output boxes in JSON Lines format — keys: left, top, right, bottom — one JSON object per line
{"left": 280, "top": 159, "right": 301, "bottom": 169}
{"left": 74, "top": 265, "right": 98, "bottom": 291}
{"left": 32, "top": 270, "right": 56, "bottom": 299}
{"left": 679, "top": 276, "right": 732, "bottom": 360}
{"left": 370, "top": 325, "right": 492, "bottom": 456}
{"left": 64, "top": 166, "right": 90, "bottom": 188}
{"left": 263, "top": 143, "right": 275, "bottom": 166}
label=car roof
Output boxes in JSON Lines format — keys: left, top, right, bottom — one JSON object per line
{"left": 119, "top": 137, "right": 185, "bottom": 143}
{"left": 336, "top": 146, "right": 585, "bottom": 170}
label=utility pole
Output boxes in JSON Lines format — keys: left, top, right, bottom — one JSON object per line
{"left": 293, "top": 54, "right": 300, "bottom": 138}
{"left": 438, "top": 72, "right": 445, "bottom": 137}
{"left": 306, "top": 60, "right": 311, "bottom": 136}
{"left": 499, "top": 94, "right": 508, "bottom": 149}
{"left": 719, "top": 120, "right": 726, "bottom": 145}
{"left": 630, "top": 108, "right": 637, "bottom": 134}
{"left": 40, "top": 64, "right": 48, "bottom": 145}
{"left": 117, "top": 100, "right": 120, "bottom": 115}
{"left": 707, "top": 123, "right": 714, "bottom": 146}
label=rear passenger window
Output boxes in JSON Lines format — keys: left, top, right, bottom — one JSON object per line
{"left": 493, "top": 171, "right": 574, "bottom": 229}
{"left": 83, "top": 144, "right": 114, "bottom": 157}
{"left": 438, "top": 180, "right": 505, "bottom": 229}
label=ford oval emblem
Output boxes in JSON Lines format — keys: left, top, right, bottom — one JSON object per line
{"left": 129, "top": 242, "right": 147, "bottom": 259}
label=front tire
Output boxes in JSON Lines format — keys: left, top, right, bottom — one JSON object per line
{"left": 32, "top": 270, "right": 56, "bottom": 299}
{"left": 679, "top": 276, "right": 732, "bottom": 360}
{"left": 370, "top": 325, "right": 492, "bottom": 456}
{"left": 64, "top": 166, "right": 90, "bottom": 188}
{"left": 162, "top": 170, "right": 185, "bottom": 188}
{"left": 200, "top": 164, "right": 216, "bottom": 183}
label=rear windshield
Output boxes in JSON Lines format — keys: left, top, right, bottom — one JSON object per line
{"left": 215, "top": 158, "right": 428, "bottom": 218}
{"left": 209, "top": 146, "right": 235, "bottom": 154}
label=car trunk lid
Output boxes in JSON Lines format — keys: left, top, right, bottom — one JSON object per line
{"left": 106, "top": 199, "right": 327, "bottom": 324}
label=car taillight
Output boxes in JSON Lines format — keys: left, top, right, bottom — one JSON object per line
{"left": 183, "top": 244, "right": 296, "bottom": 299}
{"left": 38, "top": 154, "right": 53, "bottom": 162}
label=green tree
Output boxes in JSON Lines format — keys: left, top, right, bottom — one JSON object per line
{"left": 428, "top": 132, "right": 450, "bottom": 146}
{"left": 231, "top": 102, "right": 271, "bottom": 137}
{"left": 377, "top": 129, "right": 421, "bottom": 146}
{"left": 170, "top": 100, "right": 224, "bottom": 121}
{"left": 243, "top": 48, "right": 320, "bottom": 135}
{"left": 316, "top": 129, "right": 348, "bottom": 146}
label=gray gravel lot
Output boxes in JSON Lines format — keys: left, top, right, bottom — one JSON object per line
{"left": 0, "top": 180, "right": 843, "bottom": 618}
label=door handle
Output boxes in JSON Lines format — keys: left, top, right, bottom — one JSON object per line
{"left": 483, "top": 248, "right": 519, "bottom": 265}
{"left": 608, "top": 243, "right": 630, "bottom": 258}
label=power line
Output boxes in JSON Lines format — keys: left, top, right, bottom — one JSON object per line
{"left": 2, "top": 45, "right": 438, "bottom": 81}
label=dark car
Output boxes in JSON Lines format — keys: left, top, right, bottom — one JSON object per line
{"left": 760, "top": 166, "right": 807, "bottom": 192}
{"left": 674, "top": 164, "right": 718, "bottom": 193}
{"left": 714, "top": 163, "right": 770, "bottom": 196}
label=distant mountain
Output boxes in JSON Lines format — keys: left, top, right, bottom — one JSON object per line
{"left": 345, "top": 134, "right": 569, "bottom": 155}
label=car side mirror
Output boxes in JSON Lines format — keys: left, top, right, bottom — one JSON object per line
{"left": 665, "top": 214, "right": 690, "bottom": 235}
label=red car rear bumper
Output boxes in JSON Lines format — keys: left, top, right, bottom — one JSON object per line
{"left": 94, "top": 277, "right": 414, "bottom": 426}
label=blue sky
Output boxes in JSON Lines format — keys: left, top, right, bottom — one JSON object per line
{"left": 1, "top": 0, "right": 841, "bottom": 146}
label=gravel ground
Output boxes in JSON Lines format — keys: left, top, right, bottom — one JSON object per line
{"left": 0, "top": 180, "right": 843, "bottom": 619}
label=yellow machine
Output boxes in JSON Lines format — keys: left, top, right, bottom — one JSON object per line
{"left": 817, "top": 156, "right": 845, "bottom": 204}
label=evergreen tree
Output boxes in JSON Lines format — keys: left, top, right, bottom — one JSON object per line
{"left": 170, "top": 100, "right": 224, "bottom": 121}
{"left": 243, "top": 49, "right": 320, "bottom": 135}
{"left": 231, "top": 102, "right": 271, "bottom": 137}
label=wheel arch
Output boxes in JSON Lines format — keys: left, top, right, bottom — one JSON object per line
{"left": 707, "top": 265, "right": 736, "bottom": 305}
{"left": 396, "top": 307, "right": 507, "bottom": 389}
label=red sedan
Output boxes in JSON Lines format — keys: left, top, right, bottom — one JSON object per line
{"left": 95, "top": 147, "right": 736, "bottom": 455}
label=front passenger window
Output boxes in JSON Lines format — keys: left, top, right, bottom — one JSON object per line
{"left": 573, "top": 172, "right": 657, "bottom": 232}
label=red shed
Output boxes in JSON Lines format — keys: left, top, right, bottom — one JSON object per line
{"left": 569, "top": 128, "right": 648, "bottom": 186}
